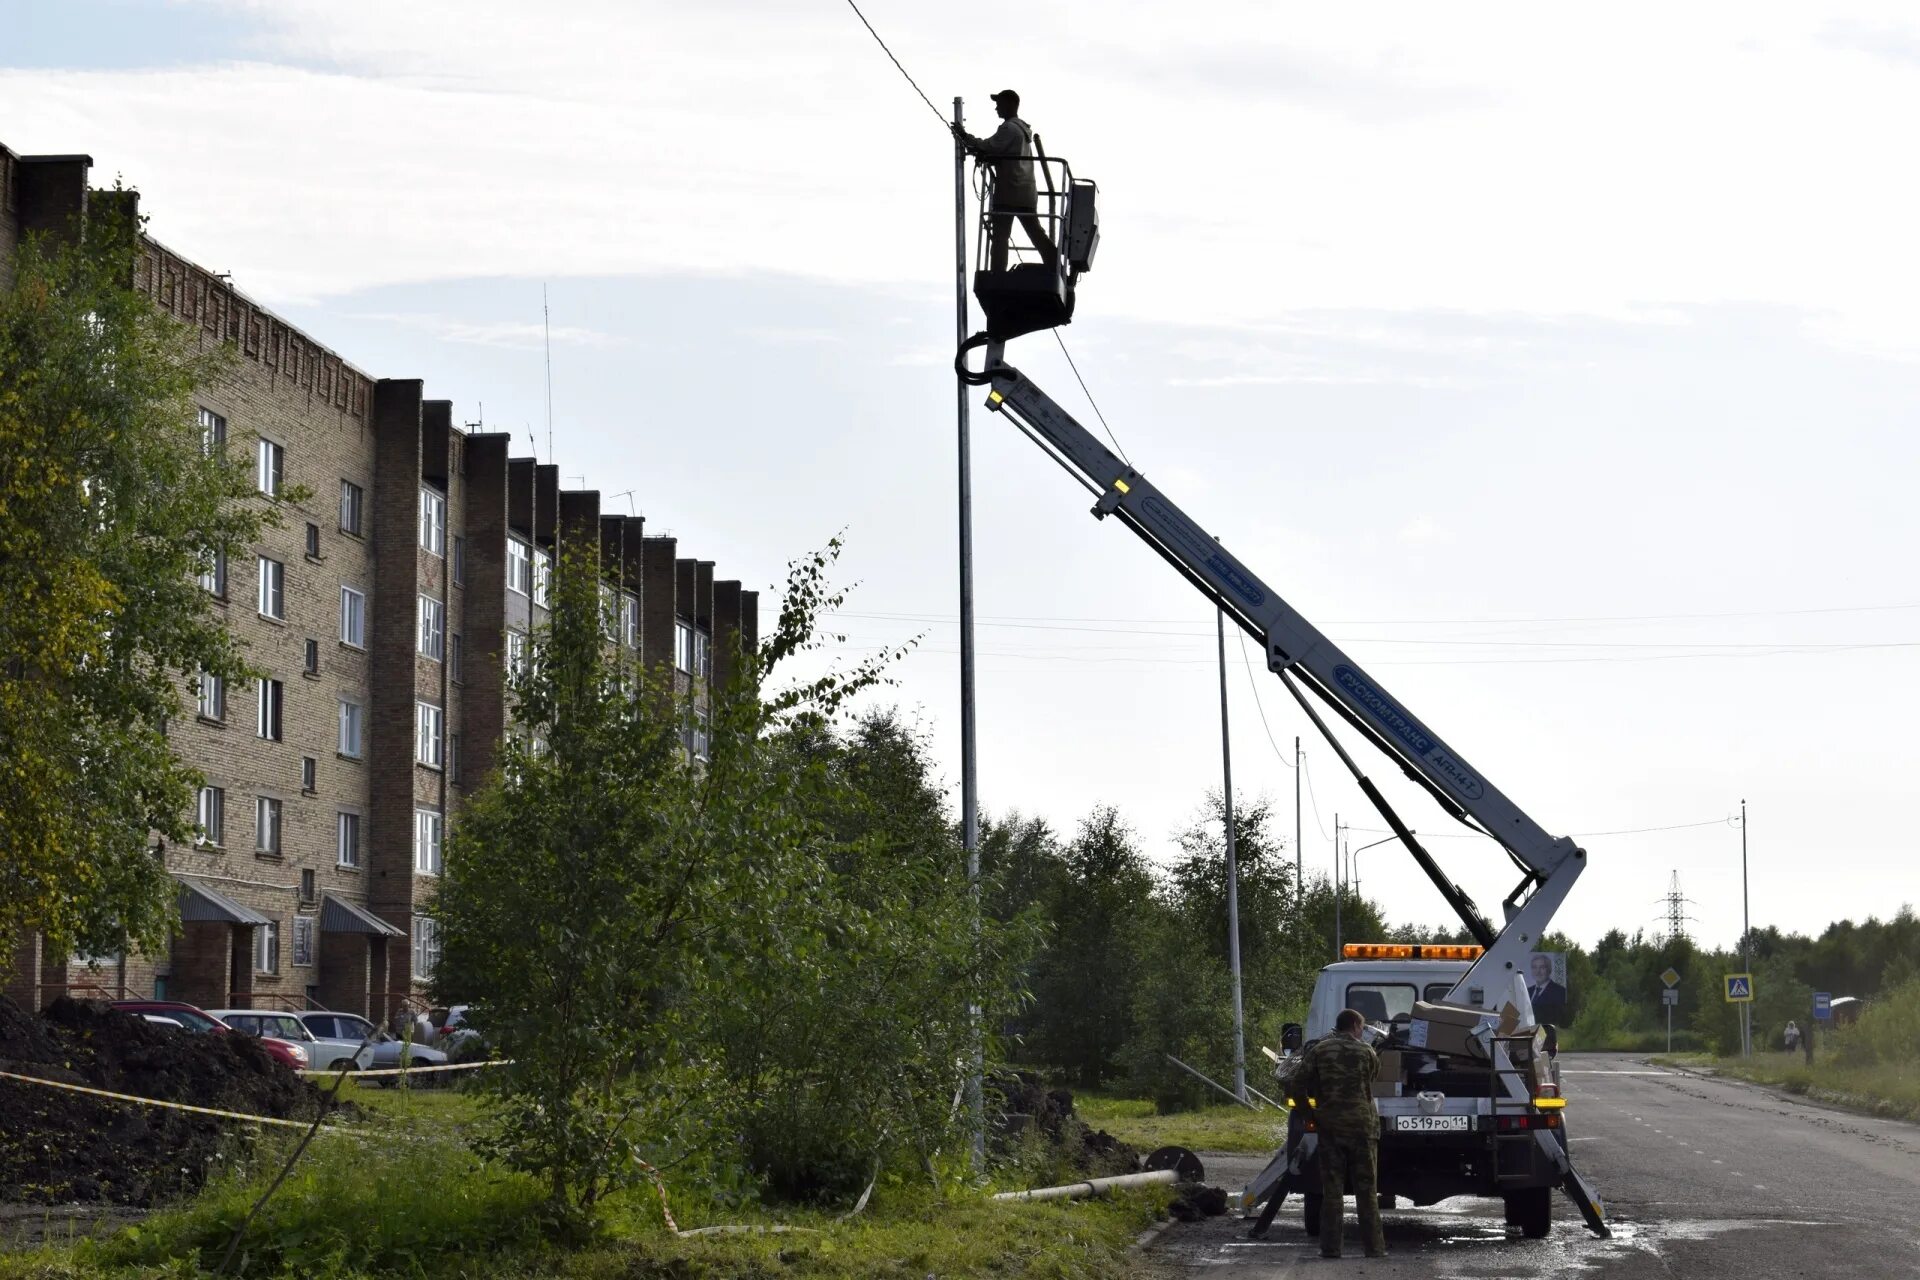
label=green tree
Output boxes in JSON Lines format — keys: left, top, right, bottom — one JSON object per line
{"left": 0, "top": 195, "right": 274, "bottom": 964}
{"left": 1024, "top": 805, "right": 1155, "bottom": 1088}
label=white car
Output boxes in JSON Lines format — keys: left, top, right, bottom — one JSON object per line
{"left": 208, "top": 1009, "right": 374, "bottom": 1073}
{"left": 299, "top": 1011, "right": 449, "bottom": 1078}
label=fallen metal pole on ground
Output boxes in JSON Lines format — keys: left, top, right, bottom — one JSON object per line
{"left": 1165, "top": 1053, "right": 1265, "bottom": 1110}
{"left": 991, "top": 1169, "right": 1180, "bottom": 1202}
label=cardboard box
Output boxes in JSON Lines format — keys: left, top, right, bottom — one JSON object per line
{"left": 1406, "top": 1000, "right": 1501, "bottom": 1059}
{"left": 1373, "top": 1049, "right": 1404, "bottom": 1098}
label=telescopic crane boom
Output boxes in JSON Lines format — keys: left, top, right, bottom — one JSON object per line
{"left": 957, "top": 152, "right": 1608, "bottom": 1236}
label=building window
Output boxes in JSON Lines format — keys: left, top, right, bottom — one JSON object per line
{"left": 196, "top": 785, "right": 224, "bottom": 847}
{"left": 199, "top": 407, "right": 226, "bottom": 457}
{"left": 304, "top": 637, "right": 320, "bottom": 675}
{"left": 416, "top": 702, "right": 444, "bottom": 769}
{"left": 196, "top": 670, "right": 224, "bottom": 721}
{"left": 419, "top": 487, "right": 446, "bottom": 557}
{"left": 291, "top": 915, "right": 314, "bottom": 967}
{"left": 692, "top": 704, "right": 711, "bottom": 762}
{"left": 599, "top": 585, "right": 617, "bottom": 642}
{"left": 452, "top": 535, "right": 465, "bottom": 586}
{"left": 254, "top": 795, "right": 282, "bottom": 854}
{"left": 337, "top": 811, "right": 361, "bottom": 868}
{"left": 257, "top": 556, "right": 285, "bottom": 620}
{"left": 254, "top": 919, "right": 280, "bottom": 975}
{"left": 257, "top": 678, "right": 283, "bottom": 741}
{"left": 301, "top": 755, "right": 317, "bottom": 794}
{"left": 413, "top": 807, "right": 443, "bottom": 875}
{"left": 256, "top": 438, "right": 284, "bottom": 498}
{"left": 533, "top": 550, "right": 552, "bottom": 608}
{"left": 623, "top": 593, "right": 640, "bottom": 648}
{"left": 695, "top": 630, "right": 711, "bottom": 680}
{"left": 412, "top": 915, "right": 441, "bottom": 978}
{"left": 450, "top": 633, "right": 463, "bottom": 683}
{"left": 299, "top": 868, "right": 316, "bottom": 903}
{"left": 417, "top": 594, "right": 445, "bottom": 661}
{"left": 339, "top": 480, "right": 364, "bottom": 536}
{"left": 506, "top": 630, "right": 529, "bottom": 679}
{"left": 304, "top": 522, "right": 320, "bottom": 559}
{"left": 199, "top": 547, "right": 227, "bottom": 598}
{"left": 674, "top": 620, "right": 692, "bottom": 673}
{"left": 449, "top": 732, "right": 462, "bottom": 784}
{"left": 339, "top": 586, "right": 365, "bottom": 648}
{"left": 507, "top": 537, "right": 531, "bottom": 596}
{"left": 338, "top": 698, "right": 363, "bottom": 758}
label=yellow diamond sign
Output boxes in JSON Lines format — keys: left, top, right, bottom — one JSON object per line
{"left": 1660, "top": 967, "right": 1681, "bottom": 988}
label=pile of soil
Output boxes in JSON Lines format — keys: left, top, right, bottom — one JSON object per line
{"left": 0, "top": 997, "right": 329, "bottom": 1205}
{"left": 986, "top": 1070, "right": 1139, "bottom": 1177}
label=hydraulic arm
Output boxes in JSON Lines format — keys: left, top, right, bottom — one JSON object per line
{"left": 962, "top": 340, "right": 1610, "bottom": 1236}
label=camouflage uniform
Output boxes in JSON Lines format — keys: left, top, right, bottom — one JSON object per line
{"left": 1292, "top": 1034, "right": 1386, "bottom": 1257}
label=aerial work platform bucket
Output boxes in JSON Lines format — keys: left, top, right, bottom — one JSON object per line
{"left": 970, "top": 155, "right": 1098, "bottom": 343}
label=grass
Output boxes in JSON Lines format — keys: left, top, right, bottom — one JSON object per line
{"left": 1076, "top": 1094, "right": 1287, "bottom": 1155}
{"left": 1656, "top": 1050, "right": 1920, "bottom": 1122}
{"left": 0, "top": 1109, "right": 1171, "bottom": 1280}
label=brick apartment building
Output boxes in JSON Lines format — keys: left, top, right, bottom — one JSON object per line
{"left": 1, "top": 142, "right": 758, "bottom": 1022}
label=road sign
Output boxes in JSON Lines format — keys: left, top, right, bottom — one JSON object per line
{"left": 1724, "top": 973, "right": 1754, "bottom": 1003}
{"left": 1662, "top": 989, "right": 1680, "bottom": 1006}
{"left": 1660, "top": 967, "right": 1681, "bottom": 988}
{"left": 1813, "top": 991, "right": 1832, "bottom": 1021}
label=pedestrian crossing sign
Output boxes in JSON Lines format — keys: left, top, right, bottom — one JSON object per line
{"left": 1724, "top": 973, "right": 1754, "bottom": 1003}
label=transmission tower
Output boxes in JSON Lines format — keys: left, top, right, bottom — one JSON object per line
{"left": 1660, "top": 869, "right": 1698, "bottom": 944}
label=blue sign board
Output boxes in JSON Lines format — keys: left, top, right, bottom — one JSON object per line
{"left": 1724, "top": 973, "right": 1753, "bottom": 1003}
{"left": 1813, "top": 991, "right": 1832, "bottom": 1021}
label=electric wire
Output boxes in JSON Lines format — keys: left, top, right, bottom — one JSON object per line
{"left": 1051, "top": 330, "right": 1129, "bottom": 464}
{"left": 841, "top": 0, "right": 948, "bottom": 127}
{"left": 1233, "top": 628, "right": 1295, "bottom": 771}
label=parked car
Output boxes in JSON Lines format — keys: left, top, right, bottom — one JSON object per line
{"left": 208, "top": 1008, "right": 370, "bottom": 1073}
{"left": 109, "top": 999, "right": 310, "bottom": 1071}
{"left": 298, "top": 1011, "right": 449, "bottom": 1079}
{"left": 140, "top": 1014, "right": 185, "bottom": 1029}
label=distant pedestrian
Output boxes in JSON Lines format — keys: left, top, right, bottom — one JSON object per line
{"left": 1783, "top": 1020, "right": 1800, "bottom": 1054}
{"left": 1290, "top": 1008, "right": 1388, "bottom": 1259}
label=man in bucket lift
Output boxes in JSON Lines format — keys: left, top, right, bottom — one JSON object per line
{"left": 954, "top": 90, "right": 1060, "bottom": 273}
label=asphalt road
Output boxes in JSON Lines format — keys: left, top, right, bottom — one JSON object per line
{"left": 1142, "top": 1053, "right": 1920, "bottom": 1278}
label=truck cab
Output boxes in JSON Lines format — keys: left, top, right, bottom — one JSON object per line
{"left": 1279, "top": 948, "right": 1569, "bottom": 1239}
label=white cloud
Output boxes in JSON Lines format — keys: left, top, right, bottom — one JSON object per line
{"left": 5, "top": 1, "right": 1920, "bottom": 354}
{"left": 340, "top": 311, "right": 623, "bottom": 349}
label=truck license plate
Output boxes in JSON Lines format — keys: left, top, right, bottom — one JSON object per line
{"left": 1395, "top": 1115, "right": 1470, "bottom": 1133}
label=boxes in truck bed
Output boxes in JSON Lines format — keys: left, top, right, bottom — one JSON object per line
{"left": 1405, "top": 1000, "right": 1521, "bottom": 1059}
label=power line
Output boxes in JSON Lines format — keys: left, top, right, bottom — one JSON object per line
{"left": 1233, "top": 628, "right": 1295, "bottom": 770}
{"left": 841, "top": 0, "right": 948, "bottom": 127}
{"left": 1297, "top": 751, "right": 1335, "bottom": 845}
{"left": 1050, "top": 330, "right": 1129, "bottom": 464}
{"left": 824, "top": 601, "right": 1920, "bottom": 630}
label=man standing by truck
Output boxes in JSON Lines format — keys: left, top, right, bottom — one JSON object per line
{"left": 1291, "top": 1008, "right": 1388, "bottom": 1258}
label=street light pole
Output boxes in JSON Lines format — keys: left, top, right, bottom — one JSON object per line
{"left": 953, "top": 95, "right": 984, "bottom": 1167}
{"left": 1333, "top": 814, "right": 1342, "bottom": 959}
{"left": 1740, "top": 797, "right": 1751, "bottom": 1059}
{"left": 1217, "top": 608, "right": 1246, "bottom": 1102}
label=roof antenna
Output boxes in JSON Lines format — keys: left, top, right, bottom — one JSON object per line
{"left": 543, "top": 284, "right": 554, "bottom": 467}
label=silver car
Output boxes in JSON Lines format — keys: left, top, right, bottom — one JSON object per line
{"left": 299, "top": 1011, "right": 449, "bottom": 1078}
{"left": 209, "top": 1009, "right": 374, "bottom": 1073}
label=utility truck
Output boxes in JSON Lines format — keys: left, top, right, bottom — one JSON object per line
{"left": 1275, "top": 946, "right": 1572, "bottom": 1238}
{"left": 954, "top": 144, "right": 1610, "bottom": 1240}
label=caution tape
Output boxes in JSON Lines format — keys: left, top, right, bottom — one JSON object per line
{"left": 0, "top": 1067, "right": 345, "bottom": 1132}
{"left": 298, "top": 1059, "right": 512, "bottom": 1079}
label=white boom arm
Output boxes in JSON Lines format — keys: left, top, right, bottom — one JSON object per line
{"left": 975, "top": 351, "right": 1588, "bottom": 1015}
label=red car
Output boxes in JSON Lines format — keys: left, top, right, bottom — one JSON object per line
{"left": 109, "top": 1000, "right": 309, "bottom": 1071}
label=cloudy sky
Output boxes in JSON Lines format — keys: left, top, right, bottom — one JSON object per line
{"left": 7, "top": 1, "right": 1918, "bottom": 958}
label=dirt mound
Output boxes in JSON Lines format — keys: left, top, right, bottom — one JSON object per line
{"left": 0, "top": 997, "right": 330, "bottom": 1205}
{"left": 987, "top": 1070, "right": 1139, "bottom": 1177}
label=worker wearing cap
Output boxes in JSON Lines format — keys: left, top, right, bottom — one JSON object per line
{"left": 954, "top": 90, "right": 1059, "bottom": 273}
{"left": 1290, "top": 1009, "right": 1389, "bottom": 1258}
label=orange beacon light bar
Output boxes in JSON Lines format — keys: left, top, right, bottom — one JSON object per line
{"left": 1341, "top": 943, "right": 1486, "bottom": 961}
